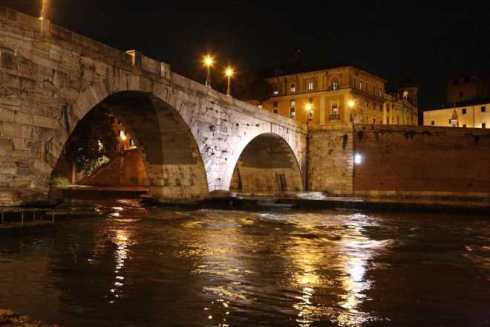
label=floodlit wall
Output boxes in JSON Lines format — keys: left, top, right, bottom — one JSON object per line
{"left": 353, "top": 125, "right": 490, "bottom": 198}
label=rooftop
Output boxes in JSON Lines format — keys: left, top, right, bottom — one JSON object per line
{"left": 265, "top": 63, "right": 387, "bottom": 82}
{"left": 424, "top": 97, "right": 490, "bottom": 111}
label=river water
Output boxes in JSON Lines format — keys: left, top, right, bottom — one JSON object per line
{"left": 0, "top": 201, "right": 489, "bottom": 326}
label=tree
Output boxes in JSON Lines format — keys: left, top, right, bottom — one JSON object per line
{"left": 62, "top": 107, "right": 119, "bottom": 174}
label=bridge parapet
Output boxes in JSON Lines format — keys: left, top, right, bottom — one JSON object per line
{"left": 0, "top": 6, "right": 304, "bottom": 133}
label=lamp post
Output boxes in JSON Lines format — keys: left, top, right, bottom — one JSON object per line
{"left": 202, "top": 54, "right": 215, "bottom": 88}
{"left": 347, "top": 99, "right": 356, "bottom": 123}
{"left": 305, "top": 102, "right": 314, "bottom": 127}
{"left": 39, "top": 0, "right": 49, "bottom": 33}
{"left": 224, "top": 66, "right": 235, "bottom": 96}
{"left": 304, "top": 101, "right": 314, "bottom": 192}
{"left": 40, "top": 0, "right": 49, "bottom": 20}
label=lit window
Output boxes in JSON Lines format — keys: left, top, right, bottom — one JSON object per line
{"left": 290, "top": 84, "right": 296, "bottom": 93}
{"left": 331, "top": 79, "right": 339, "bottom": 91}
{"left": 403, "top": 91, "right": 409, "bottom": 99}
{"left": 273, "top": 90, "right": 279, "bottom": 95}
{"left": 307, "top": 80, "right": 315, "bottom": 91}
{"left": 290, "top": 100, "right": 296, "bottom": 118}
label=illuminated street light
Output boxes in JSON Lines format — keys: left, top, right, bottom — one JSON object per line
{"left": 224, "top": 66, "right": 235, "bottom": 96}
{"left": 347, "top": 99, "right": 356, "bottom": 109}
{"left": 202, "top": 54, "right": 215, "bottom": 88}
{"left": 40, "top": 0, "right": 48, "bottom": 19}
{"left": 305, "top": 102, "right": 314, "bottom": 123}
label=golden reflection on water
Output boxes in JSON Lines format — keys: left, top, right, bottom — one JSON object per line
{"left": 107, "top": 228, "right": 132, "bottom": 302}
{"left": 288, "top": 213, "right": 385, "bottom": 327}
{"left": 189, "top": 212, "right": 247, "bottom": 326}
{"left": 289, "top": 232, "right": 328, "bottom": 326}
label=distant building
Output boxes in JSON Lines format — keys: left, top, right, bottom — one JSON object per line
{"left": 424, "top": 73, "right": 490, "bottom": 129}
{"left": 447, "top": 75, "right": 490, "bottom": 105}
{"left": 424, "top": 100, "right": 489, "bottom": 129}
{"left": 260, "top": 65, "right": 418, "bottom": 127}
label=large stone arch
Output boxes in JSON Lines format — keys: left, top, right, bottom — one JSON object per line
{"left": 228, "top": 133, "right": 304, "bottom": 195}
{"left": 50, "top": 78, "right": 209, "bottom": 202}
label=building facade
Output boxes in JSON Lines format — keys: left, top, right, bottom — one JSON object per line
{"left": 447, "top": 75, "right": 490, "bottom": 105}
{"left": 261, "top": 66, "right": 418, "bottom": 127}
{"left": 424, "top": 101, "right": 489, "bottom": 129}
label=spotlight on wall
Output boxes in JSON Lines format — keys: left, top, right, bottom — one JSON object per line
{"left": 354, "top": 153, "right": 364, "bottom": 165}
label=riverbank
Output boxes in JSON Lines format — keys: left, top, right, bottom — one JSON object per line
{"left": 0, "top": 309, "right": 53, "bottom": 327}
{"left": 199, "top": 193, "right": 490, "bottom": 215}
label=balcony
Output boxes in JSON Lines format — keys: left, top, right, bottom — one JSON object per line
{"left": 329, "top": 113, "right": 341, "bottom": 121}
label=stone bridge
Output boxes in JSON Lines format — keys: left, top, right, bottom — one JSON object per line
{"left": 0, "top": 8, "right": 306, "bottom": 205}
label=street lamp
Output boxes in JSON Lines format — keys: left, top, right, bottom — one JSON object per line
{"left": 305, "top": 102, "right": 314, "bottom": 125}
{"left": 224, "top": 66, "right": 235, "bottom": 96}
{"left": 202, "top": 54, "right": 215, "bottom": 88}
{"left": 40, "top": 0, "right": 49, "bottom": 20}
{"left": 347, "top": 99, "right": 356, "bottom": 123}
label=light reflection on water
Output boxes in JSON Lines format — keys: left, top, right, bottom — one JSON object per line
{"left": 0, "top": 206, "right": 489, "bottom": 326}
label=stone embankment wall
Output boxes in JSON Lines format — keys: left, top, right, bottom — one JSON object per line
{"left": 79, "top": 149, "right": 149, "bottom": 187}
{"left": 308, "top": 124, "right": 490, "bottom": 201}
{"left": 307, "top": 127, "right": 354, "bottom": 196}
{"left": 353, "top": 125, "right": 490, "bottom": 199}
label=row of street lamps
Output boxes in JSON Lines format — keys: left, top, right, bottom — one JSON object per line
{"left": 202, "top": 54, "right": 235, "bottom": 96}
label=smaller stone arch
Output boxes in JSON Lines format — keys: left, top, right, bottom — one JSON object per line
{"left": 229, "top": 133, "right": 304, "bottom": 196}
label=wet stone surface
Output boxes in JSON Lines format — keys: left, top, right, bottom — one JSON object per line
{"left": 0, "top": 201, "right": 489, "bottom": 326}
{"left": 0, "top": 309, "right": 51, "bottom": 326}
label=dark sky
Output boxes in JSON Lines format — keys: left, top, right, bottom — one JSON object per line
{"left": 3, "top": 0, "right": 490, "bottom": 107}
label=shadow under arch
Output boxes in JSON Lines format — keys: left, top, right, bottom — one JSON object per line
{"left": 230, "top": 133, "right": 304, "bottom": 196}
{"left": 51, "top": 91, "right": 209, "bottom": 202}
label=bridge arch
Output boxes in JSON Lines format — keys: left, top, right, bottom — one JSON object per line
{"left": 50, "top": 81, "right": 209, "bottom": 202}
{"left": 229, "top": 133, "right": 304, "bottom": 195}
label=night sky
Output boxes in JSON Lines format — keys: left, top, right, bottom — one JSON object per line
{"left": 3, "top": 0, "right": 490, "bottom": 107}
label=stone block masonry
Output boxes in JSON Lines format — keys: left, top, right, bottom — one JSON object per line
{"left": 308, "top": 127, "right": 354, "bottom": 196}
{"left": 353, "top": 125, "right": 490, "bottom": 199}
{"left": 308, "top": 124, "right": 490, "bottom": 202}
{"left": 0, "top": 7, "right": 306, "bottom": 205}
